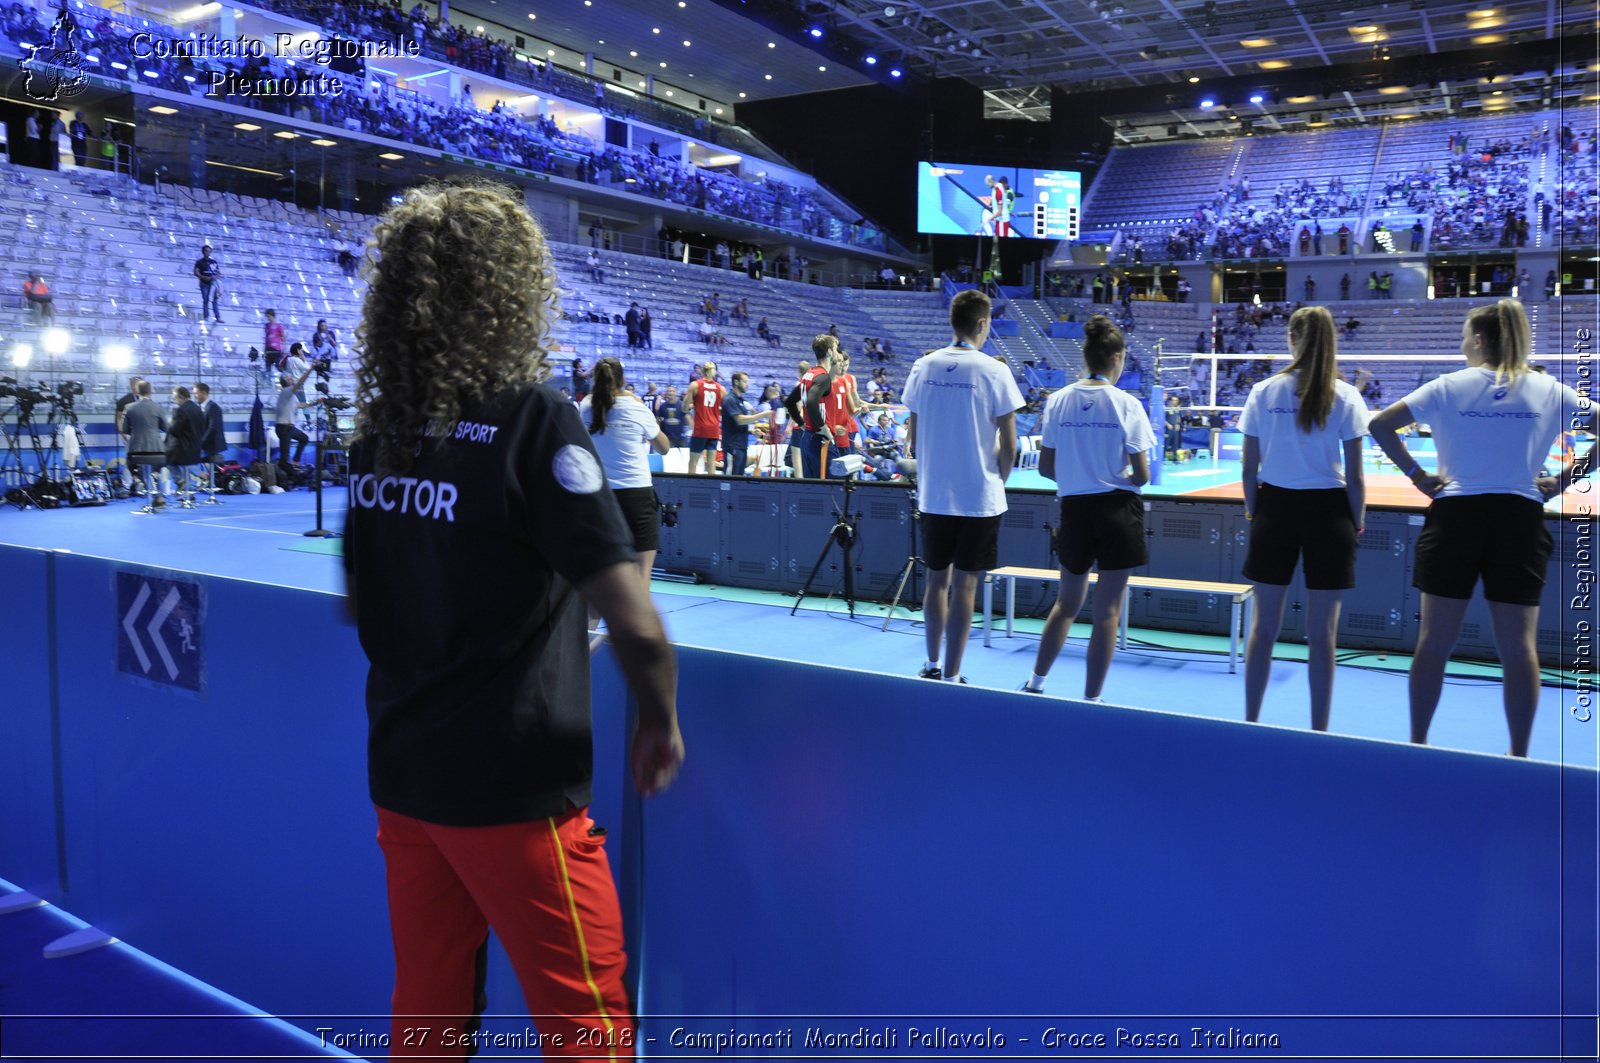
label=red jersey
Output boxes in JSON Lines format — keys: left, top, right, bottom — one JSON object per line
{"left": 799, "top": 366, "right": 828, "bottom": 431}
{"left": 690, "top": 378, "right": 725, "bottom": 438}
{"left": 825, "top": 372, "right": 856, "bottom": 437}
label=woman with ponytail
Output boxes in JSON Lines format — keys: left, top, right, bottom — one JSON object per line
{"left": 1237, "top": 305, "right": 1369, "bottom": 732}
{"left": 581, "top": 357, "right": 672, "bottom": 592}
{"left": 1021, "top": 314, "right": 1154, "bottom": 701}
{"left": 1370, "top": 298, "right": 1591, "bottom": 756}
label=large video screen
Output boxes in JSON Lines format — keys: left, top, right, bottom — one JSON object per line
{"left": 916, "top": 162, "right": 1081, "bottom": 239}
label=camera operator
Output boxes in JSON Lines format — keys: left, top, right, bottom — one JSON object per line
{"left": 902, "top": 289, "right": 1024, "bottom": 684}
{"left": 275, "top": 365, "right": 318, "bottom": 473}
{"left": 284, "top": 343, "right": 313, "bottom": 404}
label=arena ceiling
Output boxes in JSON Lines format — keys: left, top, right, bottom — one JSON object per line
{"left": 452, "top": 0, "right": 1594, "bottom": 128}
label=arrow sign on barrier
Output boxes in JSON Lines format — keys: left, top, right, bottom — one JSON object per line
{"left": 116, "top": 573, "right": 203, "bottom": 692}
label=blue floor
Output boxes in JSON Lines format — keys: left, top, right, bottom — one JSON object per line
{"left": 2, "top": 488, "right": 1591, "bottom": 767}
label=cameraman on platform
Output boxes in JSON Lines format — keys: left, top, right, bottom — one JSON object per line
{"left": 902, "top": 289, "right": 1024, "bottom": 684}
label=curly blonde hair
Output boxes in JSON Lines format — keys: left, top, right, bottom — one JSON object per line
{"left": 354, "top": 180, "right": 557, "bottom": 474}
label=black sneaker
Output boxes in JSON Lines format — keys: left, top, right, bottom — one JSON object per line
{"left": 1016, "top": 683, "right": 1042, "bottom": 694}
{"left": 918, "top": 664, "right": 942, "bottom": 680}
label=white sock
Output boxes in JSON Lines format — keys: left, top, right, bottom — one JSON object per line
{"left": 1025, "top": 673, "right": 1047, "bottom": 692}
{"left": 924, "top": 659, "right": 940, "bottom": 672}
{"left": 1085, "top": 694, "right": 1103, "bottom": 703}
{"left": 945, "top": 673, "right": 962, "bottom": 683}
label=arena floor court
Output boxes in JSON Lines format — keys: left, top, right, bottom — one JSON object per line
{"left": 0, "top": 482, "right": 1591, "bottom": 768}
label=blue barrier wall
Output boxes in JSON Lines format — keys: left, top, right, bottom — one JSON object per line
{"left": 4, "top": 546, "right": 1595, "bottom": 1058}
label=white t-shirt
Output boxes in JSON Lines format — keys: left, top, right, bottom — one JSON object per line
{"left": 1040, "top": 382, "right": 1156, "bottom": 496}
{"left": 1402, "top": 366, "right": 1588, "bottom": 502}
{"left": 579, "top": 394, "right": 658, "bottom": 490}
{"left": 901, "top": 344, "right": 1025, "bottom": 517}
{"left": 1237, "top": 374, "right": 1369, "bottom": 490}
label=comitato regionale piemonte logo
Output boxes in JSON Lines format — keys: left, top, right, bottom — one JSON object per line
{"left": 20, "top": 9, "right": 89, "bottom": 102}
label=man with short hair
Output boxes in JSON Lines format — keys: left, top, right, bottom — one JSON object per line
{"left": 194, "top": 382, "right": 226, "bottom": 466}
{"left": 166, "top": 385, "right": 207, "bottom": 504}
{"left": 901, "top": 289, "right": 1024, "bottom": 684}
{"left": 720, "top": 371, "right": 770, "bottom": 477}
{"left": 194, "top": 245, "right": 223, "bottom": 322}
{"left": 785, "top": 340, "right": 840, "bottom": 478}
{"left": 275, "top": 364, "right": 318, "bottom": 473}
{"left": 122, "top": 380, "right": 167, "bottom": 510}
{"left": 683, "top": 362, "right": 725, "bottom": 475}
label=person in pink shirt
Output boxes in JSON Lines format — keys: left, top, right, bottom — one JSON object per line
{"left": 263, "top": 308, "right": 286, "bottom": 371}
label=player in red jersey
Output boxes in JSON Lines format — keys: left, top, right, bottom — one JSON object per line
{"left": 682, "top": 361, "right": 726, "bottom": 475}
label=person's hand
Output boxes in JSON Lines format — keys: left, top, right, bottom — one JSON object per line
{"left": 1537, "top": 475, "right": 1563, "bottom": 500}
{"left": 1413, "top": 473, "right": 1446, "bottom": 497}
{"left": 631, "top": 716, "right": 684, "bottom": 797}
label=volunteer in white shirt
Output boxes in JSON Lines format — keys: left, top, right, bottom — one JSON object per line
{"left": 580, "top": 356, "right": 672, "bottom": 594}
{"left": 1020, "top": 315, "right": 1154, "bottom": 701}
{"left": 1238, "top": 306, "right": 1368, "bottom": 733}
{"left": 902, "top": 288, "right": 1025, "bottom": 685}
{"left": 1370, "top": 298, "right": 1592, "bottom": 757}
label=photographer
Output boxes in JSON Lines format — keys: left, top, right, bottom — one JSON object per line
{"left": 902, "top": 289, "right": 1024, "bottom": 684}
{"left": 274, "top": 365, "right": 318, "bottom": 472}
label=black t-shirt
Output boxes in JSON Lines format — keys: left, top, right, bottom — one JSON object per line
{"left": 343, "top": 383, "right": 637, "bottom": 826}
{"left": 194, "top": 256, "right": 220, "bottom": 281}
{"left": 722, "top": 391, "right": 753, "bottom": 449}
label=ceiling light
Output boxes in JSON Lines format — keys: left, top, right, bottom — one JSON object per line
{"left": 807, "top": 26, "right": 824, "bottom": 37}
{"left": 475, "top": 24, "right": 484, "bottom": 30}
{"left": 1188, "top": 75, "right": 1199, "bottom": 83}
{"left": 768, "top": 41, "right": 776, "bottom": 48}
{"left": 679, "top": 1, "right": 686, "bottom": 6}
{"left": 652, "top": 26, "right": 660, "bottom": 33}
{"left": 1199, "top": 98, "right": 1215, "bottom": 109}
{"left": 274, "top": 131, "right": 298, "bottom": 139}
{"left": 311, "top": 138, "right": 337, "bottom": 146}
{"left": 1258, "top": 60, "right": 1290, "bottom": 70}
{"left": 884, "top": 5, "right": 896, "bottom": 15}
{"left": 1286, "top": 94, "right": 1316, "bottom": 103}
{"left": 683, "top": 39, "right": 691, "bottom": 46}
{"left": 665, "top": 90, "right": 673, "bottom": 96}
{"left": 714, "top": 107, "right": 723, "bottom": 113}
{"left": 547, "top": 48, "right": 555, "bottom": 55}
{"left": 639, "top": 81, "right": 646, "bottom": 87}
{"left": 629, "top": 50, "right": 637, "bottom": 56}
{"left": 1472, "top": 33, "right": 1505, "bottom": 43}
{"left": 765, "top": 73, "right": 773, "bottom": 79}
{"left": 597, "top": 39, "right": 605, "bottom": 44}
{"left": 660, "top": 61, "right": 667, "bottom": 67}
{"left": 739, "top": 91, "right": 747, "bottom": 97}
{"left": 818, "top": 65, "right": 827, "bottom": 71}
{"left": 865, "top": 55, "right": 877, "bottom": 64}
{"left": 889, "top": 67, "right": 902, "bottom": 77}
{"left": 148, "top": 105, "right": 178, "bottom": 115}
{"left": 234, "top": 122, "right": 262, "bottom": 131}
{"left": 527, "top": 12, "right": 535, "bottom": 18}
{"left": 1467, "top": 7, "right": 1497, "bottom": 15}
{"left": 1239, "top": 37, "right": 1274, "bottom": 47}
{"left": 1248, "top": 93, "right": 1263, "bottom": 104}
{"left": 1377, "top": 85, "right": 1409, "bottom": 95}
{"left": 379, "top": 152, "right": 404, "bottom": 160}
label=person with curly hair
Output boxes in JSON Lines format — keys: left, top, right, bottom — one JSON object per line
{"left": 343, "top": 180, "right": 683, "bottom": 1059}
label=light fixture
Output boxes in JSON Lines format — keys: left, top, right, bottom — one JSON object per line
{"left": 683, "top": 39, "right": 691, "bottom": 46}
{"left": 311, "top": 138, "right": 337, "bottom": 147}
{"left": 527, "top": 12, "right": 535, "bottom": 18}
{"left": 889, "top": 67, "right": 902, "bottom": 77}
{"left": 1471, "top": 33, "right": 1505, "bottom": 43}
{"left": 148, "top": 105, "right": 178, "bottom": 114}
{"left": 1200, "top": 98, "right": 1215, "bottom": 109}
{"left": 11, "top": 344, "right": 33, "bottom": 368}
{"left": 103, "top": 344, "right": 132, "bottom": 370}
{"left": 1258, "top": 60, "right": 1290, "bottom": 70}
{"left": 764, "top": 73, "right": 773, "bottom": 79}
{"left": 865, "top": 55, "right": 877, "bottom": 65}
{"left": 547, "top": 48, "right": 555, "bottom": 55}
{"left": 818, "top": 65, "right": 826, "bottom": 71}
{"left": 629, "top": 50, "right": 637, "bottom": 56}
{"left": 652, "top": 26, "right": 660, "bottom": 33}
{"left": 1188, "top": 75, "right": 1199, "bottom": 83}
{"left": 274, "top": 130, "right": 298, "bottom": 139}
{"left": 1239, "top": 37, "right": 1274, "bottom": 47}
{"left": 714, "top": 107, "right": 723, "bottom": 113}
{"left": 738, "top": 91, "right": 747, "bottom": 97}
{"left": 41, "top": 329, "right": 70, "bottom": 355}
{"left": 807, "top": 25, "right": 824, "bottom": 37}
{"left": 379, "top": 152, "right": 404, "bottom": 160}
{"left": 665, "top": 90, "right": 673, "bottom": 96}
{"left": 1248, "top": 93, "right": 1263, "bottom": 104}
{"left": 660, "top": 61, "right": 667, "bottom": 67}
{"left": 768, "top": 41, "right": 776, "bottom": 48}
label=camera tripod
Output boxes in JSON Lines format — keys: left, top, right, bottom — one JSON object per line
{"left": 881, "top": 487, "right": 926, "bottom": 631}
{"left": 791, "top": 475, "right": 861, "bottom": 618}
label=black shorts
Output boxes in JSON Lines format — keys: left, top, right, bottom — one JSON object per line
{"left": 1242, "top": 483, "right": 1358, "bottom": 590}
{"left": 688, "top": 435, "right": 720, "bottom": 454}
{"left": 612, "top": 486, "right": 661, "bottom": 553}
{"left": 1413, "top": 494, "right": 1553, "bottom": 606}
{"left": 1057, "top": 490, "right": 1148, "bottom": 574}
{"left": 922, "top": 513, "right": 1001, "bottom": 573}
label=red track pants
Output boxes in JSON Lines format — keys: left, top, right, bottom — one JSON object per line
{"left": 375, "top": 805, "right": 635, "bottom": 1060}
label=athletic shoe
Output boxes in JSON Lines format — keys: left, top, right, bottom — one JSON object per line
{"left": 918, "top": 664, "right": 942, "bottom": 680}
{"left": 1016, "top": 683, "right": 1042, "bottom": 694}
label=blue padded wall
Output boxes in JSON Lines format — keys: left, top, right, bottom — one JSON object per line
{"left": 595, "top": 645, "right": 1597, "bottom": 1058}
{"left": 0, "top": 547, "right": 62, "bottom": 894}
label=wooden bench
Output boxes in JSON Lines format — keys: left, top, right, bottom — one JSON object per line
{"left": 981, "top": 566, "right": 1255, "bottom": 673}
